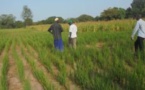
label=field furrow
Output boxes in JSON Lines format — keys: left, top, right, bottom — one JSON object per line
{"left": 7, "top": 45, "right": 23, "bottom": 90}
{"left": 21, "top": 43, "right": 66, "bottom": 90}
{"left": 24, "top": 44, "right": 66, "bottom": 90}
{"left": 16, "top": 45, "right": 44, "bottom": 90}
{"left": 23, "top": 42, "right": 72, "bottom": 90}
{"left": 47, "top": 52, "right": 81, "bottom": 90}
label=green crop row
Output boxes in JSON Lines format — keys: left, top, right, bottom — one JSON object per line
{"left": 0, "top": 39, "right": 11, "bottom": 90}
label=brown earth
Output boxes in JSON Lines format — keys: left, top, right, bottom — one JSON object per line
{"left": 23, "top": 44, "right": 66, "bottom": 90}
{"left": 7, "top": 46, "right": 23, "bottom": 90}
{"left": 16, "top": 45, "right": 43, "bottom": 90}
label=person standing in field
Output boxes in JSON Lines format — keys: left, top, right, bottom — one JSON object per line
{"left": 68, "top": 20, "right": 77, "bottom": 49}
{"left": 48, "top": 18, "right": 63, "bottom": 51}
{"left": 131, "top": 15, "right": 145, "bottom": 58}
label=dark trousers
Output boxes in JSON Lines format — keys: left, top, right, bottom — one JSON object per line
{"left": 135, "top": 36, "right": 144, "bottom": 53}
{"left": 134, "top": 37, "right": 145, "bottom": 60}
{"left": 54, "top": 38, "right": 63, "bottom": 51}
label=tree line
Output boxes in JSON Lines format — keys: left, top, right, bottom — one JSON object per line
{"left": 0, "top": 0, "right": 145, "bottom": 29}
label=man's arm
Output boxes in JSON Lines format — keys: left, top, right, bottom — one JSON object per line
{"left": 60, "top": 25, "right": 63, "bottom": 32}
{"left": 131, "top": 22, "right": 139, "bottom": 40}
{"left": 48, "top": 25, "right": 53, "bottom": 33}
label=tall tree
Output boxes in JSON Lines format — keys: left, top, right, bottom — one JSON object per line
{"left": 22, "top": 5, "right": 33, "bottom": 26}
{"left": 126, "top": 7, "right": 133, "bottom": 18}
{"left": 131, "top": 0, "right": 145, "bottom": 17}
{"left": 101, "top": 7, "right": 126, "bottom": 20}
{"left": 0, "top": 14, "right": 16, "bottom": 29}
{"left": 77, "top": 14, "right": 94, "bottom": 22}
{"left": 15, "top": 21, "right": 25, "bottom": 28}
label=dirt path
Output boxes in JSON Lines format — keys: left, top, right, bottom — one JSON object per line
{"left": 16, "top": 45, "right": 44, "bottom": 90}
{"left": 24, "top": 44, "right": 66, "bottom": 90}
{"left": 7, "top": 46, "right": 23, "bottom": 90}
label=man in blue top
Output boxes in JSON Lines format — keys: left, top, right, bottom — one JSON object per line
{"left": 131, "top": 15, "right": 145, "bottom": 57}
{"left": 48, "top": 18, "right": 63, "bottom": 51}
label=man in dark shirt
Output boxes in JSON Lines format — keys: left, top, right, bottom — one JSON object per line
{"left": 48, "top": 18, "right": 63, "bottom": 51}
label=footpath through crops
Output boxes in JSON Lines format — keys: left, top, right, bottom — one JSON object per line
{"left": 0, "top": 19, "right": 145, "bottom": 90}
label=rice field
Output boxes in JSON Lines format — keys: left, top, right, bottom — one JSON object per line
{"left": 0, "top": 19, "right": 145, "bottom": 90}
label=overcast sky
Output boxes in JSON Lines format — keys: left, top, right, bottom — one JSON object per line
{"left": 0, "top": 0, "right": 133, "bottom": 22}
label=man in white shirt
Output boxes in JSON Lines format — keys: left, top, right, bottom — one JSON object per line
{"left": 68, "top": 20, "right": 77, "bottom": 49}
{"left": 131, "top": 15, "right": 145, "bottom": 56}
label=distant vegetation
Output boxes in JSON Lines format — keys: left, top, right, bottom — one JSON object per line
{"left": 0, "top": 0, "right": 144, "bottom": 29}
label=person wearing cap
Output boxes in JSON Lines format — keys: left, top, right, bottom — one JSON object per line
{"left": 48, "top": 18, "right": 63, "bottom": 51}
{"left": 68, "top": 20, "right": 77, "bottom": 49}
{"left": 131, "top": 15, "right": 145, "bottom": 58}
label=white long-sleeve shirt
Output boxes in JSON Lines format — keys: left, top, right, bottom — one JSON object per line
{"left": 69, "top": 24, "right": 77, "bottom": 38}
{"left": 131, "top": 19, "right": 145, "bottom": 39}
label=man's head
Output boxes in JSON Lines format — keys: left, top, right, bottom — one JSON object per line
{"left": 135, "top": 14, "right": 142, "bottom": 20}
{"left": 68, "top": 20, "right": 73, "bottom": 25}
{"left": 54, "top": 18, "right": 59, "bottom": 22}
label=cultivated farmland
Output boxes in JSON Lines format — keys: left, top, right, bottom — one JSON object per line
{"left": 0, "top": 19, "right": 145, "bottom": 90}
